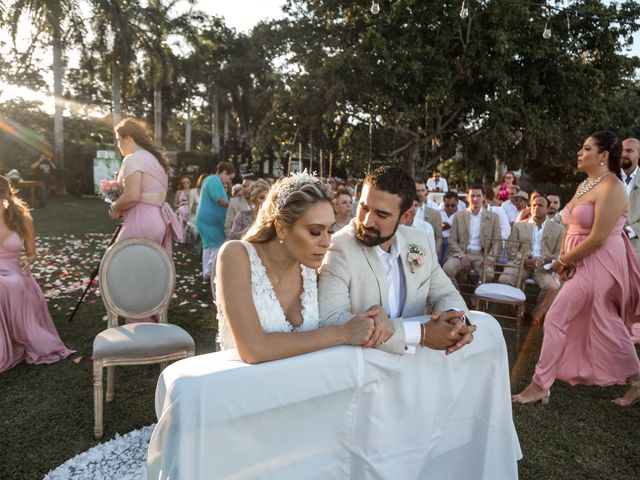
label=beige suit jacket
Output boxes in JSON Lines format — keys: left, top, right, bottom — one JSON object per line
{"left": 224, "top": 196, "right": 249, "bottom": 238}
{"left": 448, "top": 209, "right": 502, "bottom": 258}
{"left": 627, "top": 173, "right": 640, "bottom": 257}
{"left": 423, "top": 206, "right": 443, "bottom": 255}
{"left": 318, "top": 221, "right": 468, "bottom": 355}
{"left": 509, "top": 220, "right": 564, "bottom": 261}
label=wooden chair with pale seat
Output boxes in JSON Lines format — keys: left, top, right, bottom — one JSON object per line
{"left": 92, "top": 238, "right": 195, "bottom": 439}
{"left": 474, "top": 238, "right": 529, "bottom": 354}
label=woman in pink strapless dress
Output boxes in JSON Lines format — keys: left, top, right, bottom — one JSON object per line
{"left": 514, "top": 131, "right": 640, "bottom": 406}
{"left": 109, "top": 118, "right": 183, "bottom": 323}
{"left": 0, "top": 176, "right": 72, "bottom": 373}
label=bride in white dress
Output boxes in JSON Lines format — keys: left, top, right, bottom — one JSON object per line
{"left": 215, "top": 172, "right": 380, "bottom": 363}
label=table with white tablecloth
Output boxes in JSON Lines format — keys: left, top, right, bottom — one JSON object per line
{"left": 146, "top": 312, "right": 521, "bottom": 479}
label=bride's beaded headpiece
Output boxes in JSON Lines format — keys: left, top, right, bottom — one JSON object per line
{"left": 275, "top": 170, "right": 322, "bottom": 207}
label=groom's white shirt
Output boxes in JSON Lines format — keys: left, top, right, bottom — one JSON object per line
{"left": 319, "top": 220, "right": 468, "bottom": 355}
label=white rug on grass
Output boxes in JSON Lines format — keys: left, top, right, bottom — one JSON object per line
{"left": 43, "top": 424, "right": 154, "bottom": 480}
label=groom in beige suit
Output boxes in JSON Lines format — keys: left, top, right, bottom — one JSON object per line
{"left": 622, "top": 138, "right": 640, "bottom": 259}
{"left": 499, "top": 195, "right": 564, "bottom": 324}
{"left": 319, "top": 166, "right": 476, "bottom": 355}
{"left": 443, "top": 185, "right": 502, "bottom": 289}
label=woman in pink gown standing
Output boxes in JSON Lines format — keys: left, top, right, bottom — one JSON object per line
{"left": 108, "top": 118, "right": 182, "bottom": 254}
{"left": 0, "top": 176, "right": 72, "bottom": 373}
{"left": 513, "top": 131, "right": 640, "bottom": 406}
{"left": 108, "top": 118, "right": 182, "bottom": 323}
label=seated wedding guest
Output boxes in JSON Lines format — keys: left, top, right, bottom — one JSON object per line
{"left": 546, "top": 192, "right": 564, "bottom": 226}
{"left": 483, "top": 186, "right": 511, "bottom": 240}
{"left": 229, "top": 180, "right": 269, "bottom": 240}
{"left": 427, "top": 169, "right": 448, "bottom": 192}
{"left": 174, "top": 176, "right": 191, "bottom": 242}
{"left": 501, "top": 184, "right": 520, "bottom": 224}
{"left": 512, "top": 190, "right": 530, "bottom": 223}
{"left": 215, "top": 172, "right": 378, "bottom": 362}
{"left": 415, "top": 179, "right": 443, "bottom": 257}
{"left": 403, "top": 196, "right": 436, "bottom": 248}
{"left": 513, "top": 131, "right": 640, "bottom": 407}
{"left": 443, "top": 185, "right": 502, "bottom": 290}
{"left": 0, "top": 176, "right": 73, "bottom": 372}
{"left": 497, "top": 170, "right": 518, "bottom": 202}
{"left": 109, "top": 118, "right": 183, "bottom": 254}
{"left": 499, "top": 194, "right": 563, "bottom": 325}
{"left": 621, "top": 138, "right": 640, "bottom": 259}
{"left": 440, "top": 191, "right": 459, "bottom": 265}
{"left": 196, "top": 161, "right": 235, "bottom": 281}
{"left": 332, "top": 186, "right": 353, "bottom": 232}
{"left": 224, "top": 174, "right": 255, "bottom": 239}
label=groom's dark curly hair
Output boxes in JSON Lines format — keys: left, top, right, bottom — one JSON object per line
{"left": 364, "top": 166, "right": 416, "bottom": 214}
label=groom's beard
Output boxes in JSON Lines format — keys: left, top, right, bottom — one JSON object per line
{"left": 355, "top": 221, "right": 399, "bottom": 247}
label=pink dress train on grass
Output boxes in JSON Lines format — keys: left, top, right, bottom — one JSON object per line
{"left": 533, "top": 203, "right": 640, "bottom": 390}
{"left": 115, "top": 149, "right": 183, "bottom": 324}
{"left": 0, "top": 226, "right": 72, "bottom": 373}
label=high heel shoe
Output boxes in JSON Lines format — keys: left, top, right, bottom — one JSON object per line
{"left": 512, "top": 386, "right": 550, "bottom": 405}
{"left": 612, "top": 379, "right": 640, "bottom": 406}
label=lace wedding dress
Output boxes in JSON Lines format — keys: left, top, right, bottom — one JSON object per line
{"left": 215, "top": 242, "right": 320, "bottom": 350}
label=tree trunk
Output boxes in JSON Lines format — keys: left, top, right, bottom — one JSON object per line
{"left": 154, "top": 85, "right": 162, "bottom": 145}
{"left": 185, "top": 97, "right": 192, "bottom": 152}
{"left": 211, "top": 86, "right": 220, "bottom": 156}
{"left": 112, "top": 61, "right": 122, "bottom": 128}
{"left": 223, "top": 108, "right": 229, "bottom": 143}
{"left": 494, "top": 154, "right": 502, "bottom": 183}
{"left": 52, "top": 24, "right": 65, "bottom": 193}
{"left": 403, "top": 142, "right": 418, "bottom": 179}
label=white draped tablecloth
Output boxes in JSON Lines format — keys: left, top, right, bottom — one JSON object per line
{"left": 146, "top": 312, "right": 521, "bottom": 479}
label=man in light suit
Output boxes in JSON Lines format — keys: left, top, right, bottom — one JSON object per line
{"left": 415, "top": 178, "right": 444, "bottom": 258}
{"left": 443, "top": 185, "right": 502, "bottom": 290}
{"left": 499, "top": 195, "right": 564, "bottom": 324}
{"left": 622, "top": 138, "right": 640, "bottom": 259}
{"left": 319, "top": 166, "right": 475, "bottom": 355}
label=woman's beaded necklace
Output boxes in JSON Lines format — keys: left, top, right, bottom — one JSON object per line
{"left": 575, "top": 172, "right": 610, "bottom": 198}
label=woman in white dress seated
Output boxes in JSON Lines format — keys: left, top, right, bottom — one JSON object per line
{"left": 215, "top": 171, "right": 380, "bottom": 363}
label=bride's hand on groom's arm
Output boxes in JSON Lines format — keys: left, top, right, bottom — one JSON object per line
{"left": 360, "top": 305, "right": 393, "bottom": 348}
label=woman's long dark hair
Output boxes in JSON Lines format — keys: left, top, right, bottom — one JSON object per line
{"left": 0, "top": 176, "right": 31, "bottom": 238}
{"left": 115, "top": 118, "right": 170, "bottom": 173}
{"left": 590, "top": 130, "right": 623, "bottom": 181}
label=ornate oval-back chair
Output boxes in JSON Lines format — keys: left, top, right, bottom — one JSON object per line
{"left": 92, "top": 238, "right": 195, "bottom": 439}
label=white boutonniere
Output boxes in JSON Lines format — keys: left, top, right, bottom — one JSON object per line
{"left": 407, "top": 244, "right": 426, "bottom": 273}
{"left": 633, "top": 184, "right": 639, "bottom": 192}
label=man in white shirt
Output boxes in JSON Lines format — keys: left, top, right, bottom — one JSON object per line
{"left": 622, "top": 138, "right": 640, "bottom": 258}
{"left": 501, "top": 185, "right": 520, "bottom": 224}
{"left": 443, "top": 185, "right": 502, "bottom": 290}
{"left": 224, "top": 175, "right": 255, "bottom": 238}
{"left": 439, "top": 191, "right": 459, "bottom": 265}
{"left": 499, "top": 195, "right": 564, "bottom": 324}
{"left": 427, "top": 169, "right": 448, "bottom": 193}
{"left": 415, "top": 178, "right": 443, "bottom": 255}
{"left": 403, "top": 198, "right": 437, "bottom": 249}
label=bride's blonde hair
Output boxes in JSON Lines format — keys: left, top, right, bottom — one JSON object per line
{"left": 243, "top": 172, "right": 333, "bottom": 243}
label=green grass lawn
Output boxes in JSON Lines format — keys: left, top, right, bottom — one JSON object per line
{"left": 1, "top": 197, "right": 638, "bottom": 480}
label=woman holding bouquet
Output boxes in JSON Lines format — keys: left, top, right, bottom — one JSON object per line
{"left": 109, "top": 118, "right": 183, "bottom": 253}
{"left": 0, "top": 175, "right": 73, "bottom": 372}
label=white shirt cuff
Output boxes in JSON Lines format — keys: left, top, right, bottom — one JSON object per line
{"left": 626, "top": 226, "right": 637, "bottom": 239}
{"left": 403, "top": 321, "right": 422, "bottom": 355}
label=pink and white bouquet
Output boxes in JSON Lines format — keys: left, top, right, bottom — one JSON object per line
{"left": 99, "top": 179, "right": 120, "bottom": 204}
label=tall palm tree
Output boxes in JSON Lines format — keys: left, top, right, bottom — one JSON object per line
{"left": 9, "top": 0, "right": 84, "bottom": 192}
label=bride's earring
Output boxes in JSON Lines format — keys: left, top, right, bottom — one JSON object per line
{"left": 278, "top": 237, "right": 284, "bottom": 244}
{"left": 600, "top": 162, "right": 604, "bottom": 166}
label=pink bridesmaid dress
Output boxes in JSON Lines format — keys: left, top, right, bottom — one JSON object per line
{"left": 115, "top": 149, "right": 183, "bottom": 254}
{"left": 115, "top": 149, "right": 182, "bottom": 324}
{"left": 0, "top": 225, "right": 73, "bottom": 373}
{"left": 533, "top": 203, "right": 640, "bottom": 389}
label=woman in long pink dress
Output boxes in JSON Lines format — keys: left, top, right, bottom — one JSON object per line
{"left": 0, "top": 176, "right": 72, "bottom": 373}
{"left": 513, "top": 131, "right": 640, "bottom": 406}
{"left": 174, "top": 176, "right": 191, "bottom": 243}
{"left": 108, "top": 118, "right": 183, "bottom": 323}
